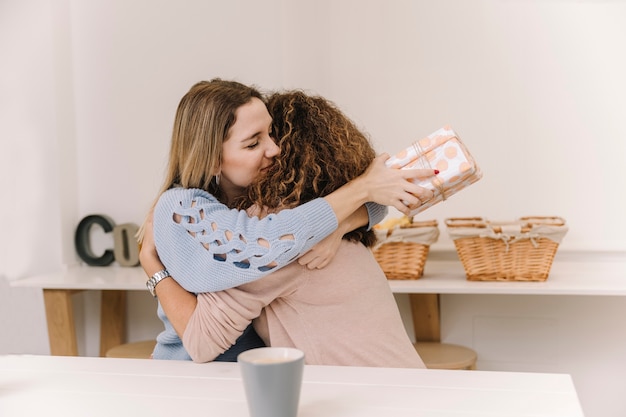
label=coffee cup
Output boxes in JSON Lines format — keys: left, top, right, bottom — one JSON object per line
{"left": 238, "top": 347, "right": 305, "bottom": 417}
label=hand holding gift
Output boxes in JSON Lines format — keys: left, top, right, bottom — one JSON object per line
{"left": 386, "top": 126, "right": 482, "bottom": 215}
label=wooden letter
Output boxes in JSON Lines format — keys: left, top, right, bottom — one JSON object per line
{"left": 113, "top": 223, "right": 140, "bottom": 267}
{"left": 74, "top": 215, "right": 115, "bottom": 266}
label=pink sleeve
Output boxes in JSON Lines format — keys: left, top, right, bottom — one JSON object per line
{"left": 182, "top": 263, "right": 303, "bottom": 363}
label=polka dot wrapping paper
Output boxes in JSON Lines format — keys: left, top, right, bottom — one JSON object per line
{"left": 386, "top": 126, "right": 483, "bottom": 216}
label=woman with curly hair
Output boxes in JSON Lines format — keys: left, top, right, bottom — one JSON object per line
{"left": 244, "top": 91, "right": 378, "bottom": 251}
{"left": 142, "top": 89, "right": 428, "bottom": 367}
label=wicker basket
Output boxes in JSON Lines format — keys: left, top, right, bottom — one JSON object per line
{"left": 445, "top": 217, "right": 568, "bottom": 281}
{"left": 372, "top": 219, "right": 439, "bottom": 280}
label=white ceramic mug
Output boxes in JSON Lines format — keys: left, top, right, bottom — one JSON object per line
{"left": 238, "top": 347, "right": 305, "bottom": 417}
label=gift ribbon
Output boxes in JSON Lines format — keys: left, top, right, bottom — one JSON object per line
{"left": 411, "top": 141, "right": 447, "bottom": 201}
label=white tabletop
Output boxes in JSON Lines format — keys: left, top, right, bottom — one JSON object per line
{"left": 0, "top": 355, "right": 583, "bottom": 417}
{"left": 10, "top": 250, "right": 625, "bottom": 296}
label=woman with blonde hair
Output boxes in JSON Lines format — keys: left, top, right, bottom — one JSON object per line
{"left": 141, "top": 84, "right": 432, "bottom": 366}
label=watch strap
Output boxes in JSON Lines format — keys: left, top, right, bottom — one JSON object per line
{"left": 146, "top": 269, "right": 170, "bottom": 297}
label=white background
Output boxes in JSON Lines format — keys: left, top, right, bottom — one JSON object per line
{"left": 1, "top": 1, "right": 625, "bottom": 416}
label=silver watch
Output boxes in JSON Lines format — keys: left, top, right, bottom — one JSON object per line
{"left": 146, "top": 269, "right": 171, "bottom": 298}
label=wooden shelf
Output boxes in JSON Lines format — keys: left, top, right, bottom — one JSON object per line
{"left": 389, "top": 250, "right": 626, "bottom": 296}
{"left": 9, "top": 250, "right": 624, "bottom": 356}
{"left": 11, "top": 250, "right": 625, "bottom": 296}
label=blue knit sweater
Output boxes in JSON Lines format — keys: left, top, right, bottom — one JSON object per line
{"left": 151, "top": 187, "right": 386, "bottom": 360}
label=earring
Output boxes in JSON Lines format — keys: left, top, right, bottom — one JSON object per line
{"left": 215, "top": 174, "right": 220, "bottom": 186}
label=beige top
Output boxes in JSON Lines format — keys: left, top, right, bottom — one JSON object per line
{"left": 183, "top": 240, "right": 425, "bottom": 368}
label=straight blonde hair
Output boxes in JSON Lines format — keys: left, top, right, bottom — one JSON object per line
{"left": 138, "top": 79, "right": 263, "bottom": 243}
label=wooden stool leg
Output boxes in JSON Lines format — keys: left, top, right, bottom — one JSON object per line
{"left": 410, "top": 293, "right": 441, "bottom": 342}
{"left": 100, "top": 290, "right": 127, "bottom": 357}
{"left": 43, "top": 289, "right": 79, "bottom": 356}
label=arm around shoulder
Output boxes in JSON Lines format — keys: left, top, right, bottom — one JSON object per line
{"left": 153, "top": 188, "right": 338, "bottom": 293}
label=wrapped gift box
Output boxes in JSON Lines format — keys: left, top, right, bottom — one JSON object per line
{"left": 386, "top": 126, "right": 482, "bottom": 215}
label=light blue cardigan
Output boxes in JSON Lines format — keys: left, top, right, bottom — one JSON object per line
{"left": 151, "top": 187, "right": 386, "bottom": 360}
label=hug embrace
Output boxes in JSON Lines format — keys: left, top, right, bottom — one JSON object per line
{"left": 139, "top": 79, "right": 437, "bottom": 366}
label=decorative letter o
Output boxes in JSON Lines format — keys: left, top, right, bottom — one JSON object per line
{"left": 113, "top": 223, "right": 140, "bottom": 267}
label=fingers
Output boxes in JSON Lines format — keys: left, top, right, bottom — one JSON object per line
{"left": 397, "top": 168, "right": 438, "bottom": 201}
{"left": 299, "top": 242, "right": 337, "bottom": 269}
{"left": 392, "top": 201, "right": 412, "bottom": 216}
{"left": 388, "top": 192, "right": 417, "bottom": 215}
{"left": 297, "top": 250, "right": 323, "bottom": 269}
{"left": 317, "top": 258, "right": 331, "bottom": 269}
{"left": 363, "top": 156, "right": 438, "bottom": 210}
{"left": 297, "top": 252, "right": 314, "bottom": 267}
{"left": 392, "top": 198, "right": 420, "bottom": 216}
{"left": 394, "top": 182, "right": 436, "bottom": 214}
{"left": 399, "top": 168, "right": 439, "bottom": 180}
{"left": 399, "top": 177, "right": 433, "bottom": 200}
{"left": 298, "top": 254, "right": 325, "bottom": 270}
{"left": 418, "top": 187, "right": 435, "bottom": 202}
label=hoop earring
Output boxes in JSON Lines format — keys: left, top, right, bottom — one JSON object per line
{"left": 215, "top": 174, "right": 220, "bottom": 186}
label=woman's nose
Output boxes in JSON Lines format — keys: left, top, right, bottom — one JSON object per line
{"left": 266, "top": 139, "right": 280, "bottom": 157}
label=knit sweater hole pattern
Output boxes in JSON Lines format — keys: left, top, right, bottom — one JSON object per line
{"left": 173, "top": 200, "right": 292, "bottom": 272}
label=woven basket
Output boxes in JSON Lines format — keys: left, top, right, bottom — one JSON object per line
{"left": 372, "top": 219, "right": 439, "bottom": 280}
{"left": 445, "top": 217, "right": 568, "bottom": 281}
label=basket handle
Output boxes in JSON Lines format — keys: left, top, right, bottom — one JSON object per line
{"left": 519, "top": 216, "right": 566, "bottom": 227}
{"left": 445, "top": 217, "right": 487, "bottom": 228}
{"left": 492, "top": 224, "right": 527, "bottom": 234}
{"left": 402, "top": 219, "right": 438, "bottom": 228}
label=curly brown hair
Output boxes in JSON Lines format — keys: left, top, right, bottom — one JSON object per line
{"left": 244, "top": 90, "right": 377, "bottom": 247}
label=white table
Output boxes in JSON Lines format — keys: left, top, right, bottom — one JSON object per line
{"left": 9, "top": 266, "right": 147, "bottom": 356}
{"left": 9, "top": 250, "right": 625, "bottom": 354}
{"left": 0, "top": 355, "right": 584, "bottom": 417}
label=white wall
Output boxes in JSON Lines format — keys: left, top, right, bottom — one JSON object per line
{"left": 324, "top": 0, "right": 626, "bottom": 252}
{"left": 0, "top": 0, "right": 63, "bottom": 355}
{"left": 1, "top": 1, "right": 625, "bottom": 416}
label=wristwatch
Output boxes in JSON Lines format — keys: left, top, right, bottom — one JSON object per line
{"left": 146, "top": 269, "right": 171, "bottom": 298}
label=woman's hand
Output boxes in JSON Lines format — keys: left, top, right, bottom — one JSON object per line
{"left": 297, "top": 228, "right": 344, "bottom": 269}
{"left": 138, "top": 209, "right": 166, "bottom": 276}
{"left": 139, "top": 209, "right": 197, "bottom": 337}
{"left": 298, "top": 203, "right": 372, "bottom": 269}
{"left": 323, "top": 154, "right": 437, "bottom": 227}
{"left": 358, "top": 154, "right": 436, "bottom": 215}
